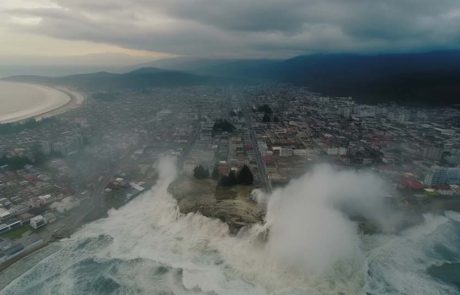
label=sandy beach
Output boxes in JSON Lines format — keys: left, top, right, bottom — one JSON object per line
{"left": 0, "top": 81, "right": 85, "bottom": 124}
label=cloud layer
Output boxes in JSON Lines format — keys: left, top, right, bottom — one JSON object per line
{"left": 3, "top": 0, "right": 460, "bottom": 57}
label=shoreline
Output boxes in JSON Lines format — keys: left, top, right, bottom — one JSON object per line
{"left": 0, "top": 199, "right": 108, "bottom": 289}
{"left": 0, "top": 184, "right": 151, "bottom": 289}
{"left": 33, "top": 86, "right": 85, "bottom": 120}
{"left": 0, "top": 82, "right": 85, "bottom": 124}
{"left": 3, "top": 178, "right": 460, "bottom": 290}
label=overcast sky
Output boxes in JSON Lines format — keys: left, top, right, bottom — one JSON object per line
{"left": 1, "top": 0, "right": 460, "bottom": 65}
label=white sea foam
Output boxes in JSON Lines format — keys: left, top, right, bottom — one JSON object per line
{"left": 445, "top": 211, "right": 460, "bottom": 223}
{"left": 363, "top": 213, "right": 459, "bottom": 295}
{"left": 2, "top": 158, "right": 458, "bottom": 294}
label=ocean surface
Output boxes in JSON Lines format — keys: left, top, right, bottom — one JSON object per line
{"left": 1, "top": 159, "right": 460, "bottom": 295}
{"left": 0, "top": 81, "right": 70, "bottom": 123}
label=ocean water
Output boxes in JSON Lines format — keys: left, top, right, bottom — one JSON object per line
{"left": 2, "top": 159, "right": 460, "bottom": 295}
{"left": 0, "top": 81, "right": 70, "bottom": 123}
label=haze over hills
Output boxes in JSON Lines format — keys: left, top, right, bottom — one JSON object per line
{"left": 276, "top": 51, "right": 460, "bottom": 106}
{"left": 3, "top": 68, "right": 217, "bottom": 91}
{"left": 0, "top": 53, "right": 165, "bottom": 78}
{"left": 146, "top": 50, "right": 460, "bottom": 106}
{"left": 137, "top": 57, "right": 281, "bottom": 78}
{"left": 4, "top": 50, "right": 460, "bottom": 105}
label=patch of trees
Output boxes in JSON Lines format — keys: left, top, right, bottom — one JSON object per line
{"left": 219, "top": 170, "right": 238, "bottom": 186}
{"left": 262, "top": 113, "right": 271, "bottom": 122}
{"left": 31, "top": 144, "right": 46, "bottom": 166}
{"left": 219, "top": 165, "right": 254, "bottom": 186}
{"left": 0, "top": 146, "right": 62, "bottom": 170}
{"left": 193, "top": 165, "right": 210, "bottom": 179}
{"left": 256, "top": 104, "right": 273, "bottom": 114}
{"left": 229, "top": 110, "right": 243, "bottom": 118}
{"left": 256, "top": 104, "right": 274, "bottom": 123}
{"left": 0, "top": 156, "right": 32, "bottom": 170}
{"left": 0, "top": 118, "right": 55, "bottom": 135}
{"left": 212, "top": 119, "right": 235, "bottom": 134}
{"left": 237, "top": 165, "right": 254, "bottom": 185}
{"left": 211, "top": 166, "right": 220, "bottom": 180}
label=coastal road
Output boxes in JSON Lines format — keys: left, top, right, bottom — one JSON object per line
{"left": 242, "top": 104, "right": 272, "bottom": 193}
{"left": 177, "top": 120, "right": 201, "bottom": 170}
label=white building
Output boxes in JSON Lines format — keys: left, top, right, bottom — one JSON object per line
{"left": 38, "top": 194, "right": 53, "bottom": 205}
{"left": 293, "top": 149, "right": 307, "bottom": 157}
{"left": 327, "top": 148, "right": 339, "bottom": 156}
{"left": 0, "top": 208, "right": 12, "bottom": 222}
{"left": 30, "top": 215, "right": 47, "bottom": 230}
{"left": 280, "top": 147, "right": 293, "bottom": 157}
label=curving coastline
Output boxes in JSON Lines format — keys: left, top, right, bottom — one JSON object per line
{"left": 0, "top": 81, "right": 85, "bottom": 124}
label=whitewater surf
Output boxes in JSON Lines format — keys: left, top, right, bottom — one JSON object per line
{"left": 2, "top": 158, "right": 459, "bottom": 295}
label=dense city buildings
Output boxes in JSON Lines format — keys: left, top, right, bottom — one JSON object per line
{"left": 1, "top": 83, "right": 460, "bottom": 266}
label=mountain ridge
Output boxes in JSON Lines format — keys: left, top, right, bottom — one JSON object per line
{"left": 3, "top": 68, "right": 220, "bottom": 91}
{"left": 4, "top": 50, "right": 460, "bottom": 105}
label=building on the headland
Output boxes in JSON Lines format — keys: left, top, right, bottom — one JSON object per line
{"left": 424, "top": 167, "right": 460, "bottom": 187}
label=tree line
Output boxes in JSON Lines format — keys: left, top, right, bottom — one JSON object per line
{"left": 193, "top": 164, "right": 254, "bottom": 186}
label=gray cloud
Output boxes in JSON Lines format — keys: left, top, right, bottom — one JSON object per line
{"left": 4, "top": 0, "right": 460, "bottom": 57}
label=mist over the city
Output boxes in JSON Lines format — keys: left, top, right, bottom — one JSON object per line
{"left": 1, "top": 1, "right": 460, "bottom": 294}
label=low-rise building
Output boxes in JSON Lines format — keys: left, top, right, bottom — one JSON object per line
{"left": 30, "top": 215, "right": 47, "bottom": 229}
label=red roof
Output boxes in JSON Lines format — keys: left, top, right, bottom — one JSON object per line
{"left": 400, "top": 176, "right": 425, "bottom": 190}
{"left": 218, "top": 164, "right": 230, "bottom": 176}
{"left": 263, "top": 155, "right": 274, "bottom": 165}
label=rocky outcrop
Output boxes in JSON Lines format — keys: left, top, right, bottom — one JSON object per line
{"left": 168, "top": 176, "right": 264, "bottom": 234}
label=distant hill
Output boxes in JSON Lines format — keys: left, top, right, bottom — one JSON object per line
{"left": 3, "top": 67, "right": 219, "bottom": 91}
{"left": 5, "top": 50, "right": 460, "bottom": 105}
{"left": 148, "top": 51, "right": 460, "bottom": 106}
{"left": 142, "top": 57, "right": 280, "bottom": 79}
{"left": 135, "top": 57, "right": 239, "bottom": 72}
{"left": 196, "top": 59, "right": 280, "bottom": 79}
{"left": 275, "top": 51, "right": 460, "bottom": 105}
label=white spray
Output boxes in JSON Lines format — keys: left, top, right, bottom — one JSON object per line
{"left": 4, "top": 159, "right": 456, "bottom": 295}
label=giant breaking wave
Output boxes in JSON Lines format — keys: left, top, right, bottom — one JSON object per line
{"left": 2, "top": 157, "right": 460, "bottom": 294}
